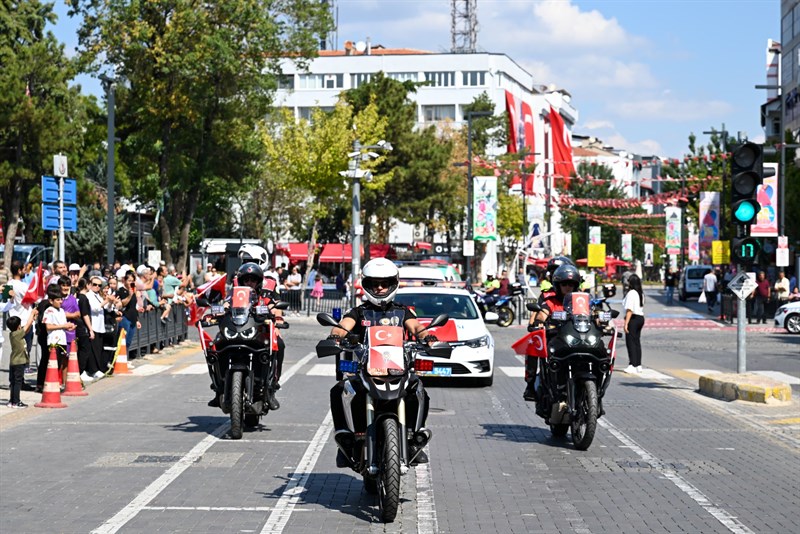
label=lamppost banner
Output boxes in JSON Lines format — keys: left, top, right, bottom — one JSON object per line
{"left": 589, "top": 226, "right": 601, "bottom": 244}
{"left": 621, "top": 233, "right": 632, "bottom": 261}
{"left": 643, "top": 243, "right": 654, "bottom": 267}
{"left": 698, "top": 192, "right": 720, "bottom": 249}
{"left": 688, "top": 232, "right": 700, "bottom": 261}
{"left": 751, "top": 163, "right": 779, "bottom": 237}
{"left": 665, "top": 207, "right": 681, "bottom": 255}
{"left": 473, "top": 176, "right": 498, "bottom": 241}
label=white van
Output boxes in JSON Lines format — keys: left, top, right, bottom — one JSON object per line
{"left": 678, "top": 265, "right": 713, "bottom": 301}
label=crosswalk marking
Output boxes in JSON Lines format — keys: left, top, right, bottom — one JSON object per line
{"left": 172, "top": 363, "right": 208, "bottom": 375}
{"left": 306, "top": 364, "right": 336, "bottom": 376}
{"left": 499, "top": 366, "right": 526, "bottom": 377}
{"left": 131, "top": 364, "right": 172, "bottom": 376}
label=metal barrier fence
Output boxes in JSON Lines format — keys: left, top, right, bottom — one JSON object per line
{"left": 300, "top": 289, "right": 348, "bottom": 317}
{"left": 128, "top": 303, "right": 190, "bottom": 356}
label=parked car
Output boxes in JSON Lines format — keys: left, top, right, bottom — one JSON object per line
{"left": 0, "top": 243, "right": 53, "bottom": 266}
{"left": 398, "top": 265, "right": 447, "bottom": 282}
{"left": 774, "top": 300, "right": 800, "bottom": 334}
{"left": 678, "top": 265, "right": 713, "bottom": 301}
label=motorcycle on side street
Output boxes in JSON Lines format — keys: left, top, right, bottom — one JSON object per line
{"left": 316, "top": 312, "right": 452, "bottom": 523}
{"left": 470, "top": 282, "right": 524, "bottom": 327}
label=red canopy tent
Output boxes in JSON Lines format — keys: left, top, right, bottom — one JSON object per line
{"left": 275, "top": 243, "right": 309, "bottom": 262}
{"left": 576, "top": 256, "right": 631, "bottom": 268}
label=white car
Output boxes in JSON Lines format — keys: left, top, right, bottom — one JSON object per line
{"left": 774, "top": 300, "right": 800, "bottom": 334}
{"left": 394, "top": 284, "right": 495, "bottom": 386}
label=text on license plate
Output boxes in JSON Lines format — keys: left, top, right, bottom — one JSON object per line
{"left": 432, "top": 367, "right": 452, "bottom": 376}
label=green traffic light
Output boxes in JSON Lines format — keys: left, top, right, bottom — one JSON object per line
{"left": 734, "top": 202, "right": 756, "bottom": 222}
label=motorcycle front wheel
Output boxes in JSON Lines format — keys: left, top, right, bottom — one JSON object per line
{"left": 378, "top": 418, "right": 401, "bottom": 522}
{"left": 571, "top": 380, "right": 598, "bottom": 450}
{"left": 230, "top": 371, "right": 244, "bottom": 439}
{"left": 496, "top": 306, "right": 514, "bottom": 327}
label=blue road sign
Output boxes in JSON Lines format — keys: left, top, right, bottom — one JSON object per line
{"left": 41, "top": 176, "right": 77, "bottom": 205}
{"left": 42, "top": 204, "right": 77, "bottom": 232}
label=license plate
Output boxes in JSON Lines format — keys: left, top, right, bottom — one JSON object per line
{"left": 432, "top": 367, "right": 452, "bottom": 376}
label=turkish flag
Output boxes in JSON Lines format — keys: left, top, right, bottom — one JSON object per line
{"left": 21, "top": 262, "right": 45, "bottom": 305}
{"left": 511, "top": 328, "right": 547, "bottom": 358}
{"left": 196, "top": 274, "right": 227, "bottom": 299}
{"left": 367, "top": 326, "right": 404, "bottom": 348}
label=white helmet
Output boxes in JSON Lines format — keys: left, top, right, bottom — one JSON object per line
{"left": 238, "top": 244, "right": 268, "bottom": 268}
{"left": 361, "top": 258, "right": 400, "bottom": 307}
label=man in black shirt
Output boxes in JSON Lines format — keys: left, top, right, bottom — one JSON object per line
{"left": 115, "top": 271, "right": 140, "bottom": 358}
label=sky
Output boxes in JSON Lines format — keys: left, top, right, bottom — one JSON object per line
{"left": 51, "top": 0, "right": 779, "bottom": 159}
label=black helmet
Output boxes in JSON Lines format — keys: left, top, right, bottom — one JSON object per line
{"left": 551, "top": 264, "right": 581, "bottom": 295}
{"left": 546, "top": 256, "right": 575, "bottom": 277}
{"left": 237, "top": 262, "right": 263, "bottom": 289}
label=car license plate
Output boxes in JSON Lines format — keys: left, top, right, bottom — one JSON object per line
{"left": 432, "top": 367, "right": 452, "bottom": 376}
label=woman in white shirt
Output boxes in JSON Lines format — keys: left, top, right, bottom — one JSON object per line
{"left": 622, "top": 274, "right": 645, "bottom": 373}
{"left": 87, "top": 277, "right": 113, "bottom": 379}
{"left": 285, "top": 266, "right": 303, "bottom": 316}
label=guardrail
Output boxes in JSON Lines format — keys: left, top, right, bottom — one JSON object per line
{"left": 128, "top": 304, "right": 190, "bottom": 357}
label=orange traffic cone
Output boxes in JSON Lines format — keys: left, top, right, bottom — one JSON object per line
{"left": 113, "top": 329, "right": 132, "bottom": 375}
{"left": 35, "top": 346, "right": 67, "bottom": 408}
{"left": 63, "top": 340, "right": 88, "bottom": 397}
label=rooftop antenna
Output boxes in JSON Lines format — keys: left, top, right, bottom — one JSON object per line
{"left": 451, "top": 0, "right": 478, "bottom": 53}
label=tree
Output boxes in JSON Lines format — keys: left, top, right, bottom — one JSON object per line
{"left": 70, "top": 0, "right": 333, "bottom": 272}
{"left": 65, "top": 205, "right": 130, "bottom": 263}
{"left": 1, "top": 1, "right": 100, "bottom": 265}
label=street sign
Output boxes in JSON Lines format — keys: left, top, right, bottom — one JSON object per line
{"left": 711, "top": 240, "right": 730, "bottom": 265}
{"left": 42, "top": 204, "right": 77, "bottom": 232}
{"left": 53, "top": 154, "right": 68, "bottom": 178}
{"left": 727, "top": 272, "right": 758, "bottom": 301}
{"left": 463, "top": 240, "right": 474, "bottom": 257}
{"left": 41, "top": 176, "right": 77, "bottom": 205}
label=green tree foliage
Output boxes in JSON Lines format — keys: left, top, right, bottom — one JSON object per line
{"left": 0, "top": 0, "right": 100, "bottom": 264}
{"left": 343, "top": 72, "right": 454, "bottom": 253}
{"left": 70, "top": 0, "right": 333, "bottom": 272}
{"left": 462, "top": 91, "right": 508, "bottom": 154}
{"left": 65, "top": 205, "right": 130, "bottom": 263}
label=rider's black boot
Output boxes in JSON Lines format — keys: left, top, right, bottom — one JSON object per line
{"left": 267, "top": 391, "right": 280, "bottom": 410}
{"left": 208, "top": 396, "right": 220, "bottom": 408}
{"left": 523, "top": 381, "right": 537, "bottom": 401}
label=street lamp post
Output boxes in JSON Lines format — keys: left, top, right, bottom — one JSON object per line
{"left": 341, "top": 139, "right": 392, "bottom": 307}
{"left": 465, "top": 111, "right": 491, "bottom": 284}
{"left": 100, "top": 74, "right": 117, "bottom": 266}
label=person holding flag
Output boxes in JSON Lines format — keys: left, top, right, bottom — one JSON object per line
{"left": 9, "top": 262, "right": 44, "bottom": 362}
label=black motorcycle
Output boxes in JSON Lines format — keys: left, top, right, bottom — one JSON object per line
{"left": 197, "top": 287, "right": 289, "bottom": 439}
{"left": 524, "top": 291, "right": 619, "bottom": 450}
{"left": 316, "top": 312, "right": 451, "bottom": 522}
{"left": 470, "top": 282, "right": 524, "bottom": 327}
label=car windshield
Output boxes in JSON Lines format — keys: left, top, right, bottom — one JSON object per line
{"left": 394, "top": 293, "right": 479, "bottom": 320}
{"left": 687, "top": 269, "right": 711, "bottom": 279}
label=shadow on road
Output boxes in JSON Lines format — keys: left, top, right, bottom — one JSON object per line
{"left": 617, "top": 380, "right": 690, "bottom": 390}
{"left": 164, "top": 415, "right": 228, "bottom": 435}
{"left": 479, "top": 422, "right": 574, "bottom": 449}
{"left": 259, "top": 472, "right": 399, "bottom": 523}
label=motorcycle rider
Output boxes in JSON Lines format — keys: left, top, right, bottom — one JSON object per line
{"left": 207, "top": 261, "right": 282, "bottom": 411}
{"left": 537, "top": 256, "right": 575, "bottom": 302}
{"left": 523, "top": 263, "right": 581, "bottom": 404}
{"left": 327, "top": 257, "right": 438, "bottom": 467}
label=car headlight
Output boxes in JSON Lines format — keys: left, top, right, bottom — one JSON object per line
{"left": 464, "top": 335, "right": 490, "bottom": 348}
{"left": 778, "top": 306, "right": 787, "bottom": 314}
{"left": 223, "top": 327, "right": 238, "bottom": 339}
{"left": 240, "top": 327, "right": 257, "bottom": 340}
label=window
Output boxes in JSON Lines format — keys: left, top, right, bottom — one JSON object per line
{"left": 795, "top": 4, "right": 800, "bottom": 39}
{"left": 388, "top": 72, "right": 418, "bottom": 82}
{"left": 298, "top": 74, "right": 323, "bottom": 89}
{"left": 422, "top": 105, "right": 456, "bottom": 122}
{"left": 351, "top": 73, "right": 372, "bottom": 88}
{"left": 278, "top": 75, "right": 294, "bottom": 90}
{"left": 298, "top": 106, "right": 334, "bottom": 121}
{"left": 783, "top": 46, "right": 795, "bottom": 88}
{"left": 423, "top": 71, "right": 455, "bottom": 87}
{"left": 462, "top": 71, "right": 486, "bottom": 87}
{"left": 324, "top": 73, "right": 344, "bottom": 89}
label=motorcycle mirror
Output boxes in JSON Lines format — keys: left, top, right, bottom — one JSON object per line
{"left": 195, "top": 297, "right": 211, "bottom": 307}
{"left": 427, "top": 313, "right": 449, "bottom": 329}
{"left": 273, "top": 301, "right": 290, "bottom": 310}
{"left": 315, "top": 339, "right": 341, "bottom": 358}
{"left": 610, "top": 309, "right": 620, "bottom": 319}
{"left": 317, "top": 312, "right": 341, "bottom": 328}
{"left": 526, "top": 302, "right": 541, "bottom": 313}
{"left": 276, "top": 322, "right": 289, "bottom": 329}
{"left": 484, "top": 311, "right": 499, "bottom": 323}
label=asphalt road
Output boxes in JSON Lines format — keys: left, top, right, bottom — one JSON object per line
{"left": 1, "top": 293, "right": 798, "bottom": 533}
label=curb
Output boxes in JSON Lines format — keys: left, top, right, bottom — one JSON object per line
{"left": 698, "top": 372, "right": 792, "bottom": 403}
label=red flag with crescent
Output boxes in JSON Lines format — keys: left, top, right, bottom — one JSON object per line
{"left": 511, "top": 328, "right": 547, "bottom": 358}
{"left": 367, "top": 326, "right": 404, "bottom": 376}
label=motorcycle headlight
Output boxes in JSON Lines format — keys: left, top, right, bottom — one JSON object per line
{"left": 564, "top": 334, "right": 581, "bottom": 347}
{"left": 223, "top": 327, "right": 238, "bottom": 339}
{"left": 240, "top": 327, "right": 256, "bottom": 340}
{"left": 585, "top": 335, "right": 598, "bottom": 346}
{"left": 465, "top": 335, "right": 490, "bottom": 348}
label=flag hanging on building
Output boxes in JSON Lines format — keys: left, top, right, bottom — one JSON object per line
{"left": 548, "top": 106, "right": 575, "bottom": 186}
{"left": 504, "top": 91, "right": 518, "bottom": 154}
{"left": 473, "top": 176, "right": 498, "bottom": 241}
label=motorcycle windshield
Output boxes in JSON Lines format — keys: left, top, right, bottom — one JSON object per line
{"left": 367, "top": 326, "right": 405, "bottom": 376}
{"left": 564, "top": 292, "right": 592, "bottom": 332}
{"left": 230, "top": 286, "right": 253, "bottom": 326}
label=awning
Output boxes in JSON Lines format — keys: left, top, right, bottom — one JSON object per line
{"left": 276, "top": 242, "right": 308, "bottom": 262}
{"left": 319, "top": 243, "right": 354, "bottom": 263}
{"left": 369, "top": 244, "right": 395, "bottom": 259}
{"left": 414, "top": 242, "right": 432, "bottom": 251}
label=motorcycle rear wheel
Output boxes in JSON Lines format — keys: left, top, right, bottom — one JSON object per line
{"left": 496, "top": 306, "right": 514, "bottom": 327}
{"left": 571, "top": 380, "right": 598, "bottom": 451}
{"left": 378, "top": 418, "right": 401, "bottom": 522}
{"left": 230, "top": 371, "right": 244, "bottom": 439}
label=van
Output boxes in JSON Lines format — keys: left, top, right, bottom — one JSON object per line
{"left": 0, "top": 244, "right": 53, "bottom": 266}
{"left": 678, "top": 265, "right": 713, "bottom": 301}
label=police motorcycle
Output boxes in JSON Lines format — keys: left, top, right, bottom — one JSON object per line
{"left": 316, "top": 312, "right": 452, "bottom": 522}
{"left": 196, "top": 264, "right": 289, "bottom": 439}
{"left": 469, "top": 282, "right": 523, "bottom": 327}
{"left": 524, "top": 288, "right": 620, "bottom": 450}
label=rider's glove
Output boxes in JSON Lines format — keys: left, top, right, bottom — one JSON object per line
{"left": 528, "top": 321, "right": 544, "bottom": 332}
{"left": 421, "top": 335, "right": 438, "bottom": 345}
{"left": 326, "top": 334, "right": 343, "bottom": 342}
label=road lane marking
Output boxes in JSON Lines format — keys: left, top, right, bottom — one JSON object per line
{"left": 92, "top": 352, "right": 316, "bottom": 533}
{"left": 142, "top": 506, "right": 310, "bottom": 512}
{"left": 260, "top": 412, "right": 333, "bottom": 534}
{"left": 306, "top": 363, "right": 336, "bottom": 376}
{"left": 172, "top": 363, "right": 208, "bottom": 374}
{"left": 599, "top": 419, "right": 754, "bottom": 534}
{"left": 131, "top": 364, "right": 172, "bottom": 376}
{"left": 499, "top": 366, "right": 525, "bottom": 377}
{"left": 416, "top": 462, "right": 438, "bottom": 534}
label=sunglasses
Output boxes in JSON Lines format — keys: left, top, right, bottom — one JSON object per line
{"left": 364, "top": 278, "right": 395, "bottom": 291}
{"left": 91, "top": 282, "right": 101, "bottom": 287}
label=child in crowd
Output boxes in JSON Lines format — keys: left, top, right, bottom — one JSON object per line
{"left": 310, "top": 275, "right": 324, "bottom": 308}
{"left": 41, "top": 284, "right": 75, "bottom": 389}
{"left": 7, "top": 310, "right": 38, "bottom": 408}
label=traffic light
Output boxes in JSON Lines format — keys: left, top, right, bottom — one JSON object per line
{"left": 730, "top": 142, "right": 767, "bottom": 227}
{"left": 731, "top": 236, "right": 761, "bottom": 264}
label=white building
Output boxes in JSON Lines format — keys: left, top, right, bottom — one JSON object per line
{"left": 275, "top": 42, "right": 581, "bottom": 268}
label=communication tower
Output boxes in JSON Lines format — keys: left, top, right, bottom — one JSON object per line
{"left": 451, "top": 0, "right": 478, "bottom": 53}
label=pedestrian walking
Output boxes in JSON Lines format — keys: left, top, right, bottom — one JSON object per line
{"left": 702, "top": 269, "right": 719, "bottom": 314}
{"left": 664, "top": 268, "right": 676, "bottom": 305}
{"left": 750, "top": 271, "right": 771, "bottom": 324}
{"left": 6, "top": 310, "right": 38, "bottom": 408}
{"left": 310, "top": 275, "right": 324, "bottom": 309}
{"left": 622, "top": 274, "right": 645, "bottom": 374}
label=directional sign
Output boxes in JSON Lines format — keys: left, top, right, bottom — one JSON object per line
{"left": 727, "top": 272, "right": 758, "bottom": 301}
{"left": 41, "top": 176, "right": 77, "bottom": 205}
{"left": 42, "top": 204, "right": 77, "bottom": 232}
